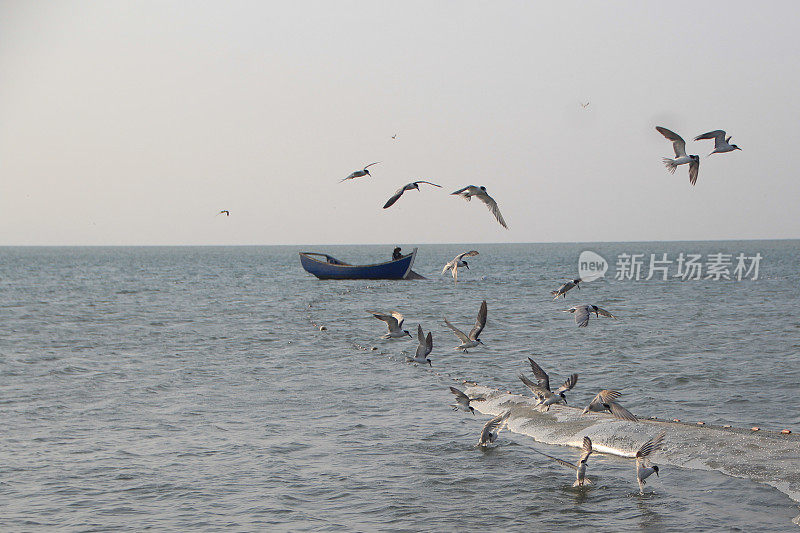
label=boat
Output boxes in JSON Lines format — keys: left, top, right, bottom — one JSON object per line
{"left": 299, "top": 248, "right": 421, "bottom": 280}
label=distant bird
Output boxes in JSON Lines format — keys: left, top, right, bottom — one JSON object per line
{"left": 635, "top": 432, "right": 666, "bottom": 494}
{"left": 382, "top": 180, "right": 442, "bottom": 209}
{"left": 373, "top": 311, "right": 412, "bottom": 339}
{"left": 582, "top": 390, "right": 637, "bottom": 421}
{"left": 581, "top": 101, "right": 590, "bottom": 109}
{"left": 441, "top": 250, "right": 479, "bottom": 284}
{"left": 565, "top": 304, "right": 617, "bottom": 328}
{"left": 518, "top": 357, "right": 578, "bottom": 410}
{"left": 406, "top": 324, "right": 432, "bottom": 366}
{"left": 551, "top": 278, "right": 581, "bottom": 300}
{"left": 217, "top": 210, "right": 230, "bottom": 216}
{"left": 694, "top": 130, "right": 742, "bottom": 155}
{"left": 449, "top": 386, "right": 485, "bottom": 414}
{"left": 656, "top": 126, "right": 700, "bottom": 186}
{"left": 341, "top": 162, "right": 380, "bottom": 182}
{"left": 530, "top": 436, "right": 594, "bottom": 487}
{"left": 477, "top": 410, "right": 511, "bottom": 447}
{"left": 444, "top": 300, "right": 487, "bottom": 353}
{"left": 451, "top": 185, "right": 508, "bottom": 229}
{"left": 391, "top": 134, "right": 397, "bottom": 140}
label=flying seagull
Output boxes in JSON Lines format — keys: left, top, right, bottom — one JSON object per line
{"left": 383, "top": 180, "right": 442, "bottom": 209}
{"left": 391, "top": 134, "right": 397, "bottom": 140}
{"left": 551, "top": 278, "right": 581, "bottom": 300}
{"left": 518, "top": 357, "right": 578, "bottom": 410}
{"left": 694, "top": 130, "right": 742, "bottom": 155}
{"left": 635, "top": 432, "right": 666, "bottom": 494}
{"left": 656, "top": 126, "right": 700, "bottom": 186}
{"left": 477, "top": 410, "right": 511, "bottom": 447}
{"left": 441, "top": 250, "right": 479, "bottom": 285}
{"left": 444, "top": 300, "right": 487, "bottom": 353}
{"left": 372, "top": 311, "right": 412, "bottom": 339}
{"left": 449, "top": 386, "right": 485, "bottom": 414}
{"left": 217, "top": 210, "right": 230, "bottom": 216}
{"left": 565, "top": 304, "right": 617, "bottom": 328}
{"left": 582, "top": 390, "right": 637, "bottom": 421}
{"left": 530, "top": 436, "right": 594, "bottom": 487}
{"left": 341, "top": 162, "right": 380, "bottom": 182}
{"left": 451, "top": 185, "right": 508, "bottom": 229}
{"left": 581, "top": 101, "right": 590, "bottom": 109}
{"left": 406, "top": 324, "right": 432, "bottom": 366}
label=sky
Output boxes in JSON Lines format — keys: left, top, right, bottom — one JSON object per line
{"left": 1, "top": 1, "right": 799, "bottom": 245}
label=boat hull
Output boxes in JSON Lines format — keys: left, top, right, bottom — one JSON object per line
{"left": 299, "top": 248, "right": 417, "bottom": 280}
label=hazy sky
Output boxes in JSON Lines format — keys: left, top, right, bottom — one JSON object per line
{"left": 2, "top": 1, "right": 799, "bottom": 245}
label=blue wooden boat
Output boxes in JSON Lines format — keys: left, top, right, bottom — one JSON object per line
{"left": 299, "top": 248, "right": 419, "bottom": 280}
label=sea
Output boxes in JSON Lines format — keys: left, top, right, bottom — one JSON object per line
{"left": 1, "top": 241, "right": 799, "bottom": 532}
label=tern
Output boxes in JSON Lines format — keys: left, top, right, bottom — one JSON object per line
{"left": 581, "top": 101, "right": 590, "bottom": 109}
{"left": 551, "top": 278, "right": 581, "bottom": 300}
{"left": 477, "top": 410, "right": 511, "bottom": 447}
{"left": 405, "top": 324, "right": 433, "bottom": 366}
{"left": 217, "top": 210, "right": 230, "bottom": 216}
{"left": 518, "top": 357, "right": 578, "bottom": 410}
{"left": 531, "top": 437, "right": 594, "bottom": 487}
{"left": 635, "top": 432, "right": 666, "bottom": 494}
{"left": 694, "top": 130, "right": 742, "bottom": 155}
{"left": 565, "top": 304, "right": 617, "bottom": 328}
{"left": 441, "top": 250, "right": 479, "bottom": 284}
{"left": 341, "top": 162, "right": 380, "bottom": 182}
{"left": 582, "top": 390, "right": 637, "bottom": 421}
{"left": 449, "top": 386, "right": 486, "bottom": 414}
{"left": 444, "top": 300, "right": 487, "bottom": 352}
{"left": 451, "top": 185, "right": 508, "bottom": 229}
{"left": 373, "top": 311, "right": 412, "bottom": 339}
{"left": 382, "top": 180, "right": 442, "bottom": 209}
{"left": 656, "top": 126, "right": 700, "bottom": 186}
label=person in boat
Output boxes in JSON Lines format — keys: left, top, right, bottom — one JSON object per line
{"left": 392, "top": 247, "right": 402, "bottom": 260}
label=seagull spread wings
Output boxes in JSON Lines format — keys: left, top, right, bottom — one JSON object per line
{"left": 373, "top": 311, "right": 404, "bottom": 332}
{"left": 451, "top": 186, "right": 508, "bottom": 229}
{"left": 383, "top": 181, "right": 442, "bottom": 209}
{"left": 655, "top": 126, "right": 688, "bottom": 158}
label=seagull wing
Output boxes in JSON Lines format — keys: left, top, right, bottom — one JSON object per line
{"left": 391, "top": 312, "right": 405, "bottom": 329}
{"left": 694, "top": 130, "right": 727, "bottom": 149}
{"left": 530, "top": 447, "right": 578, "bottom": 470}
{"left": 573, "top": 305, "right": 590, "bottom": 327}
{"left": 444, "top": 318, "right": 470, "bottom": 343}
{"left": 441, "top": 261, "right": 454, "bottom": 275}
{"left": 426, "top": 331, "right": 433, "bottom": 354}
{"left": 373, "top": 313, "right": 400, "bottom": 332}
{"left": 383, "top": 187, "right": 407, "bottom": 209}
{"left": 579, "top": 436, "right": 593, "bottom": 462}
{"left": 556, "top": 373, "right": 578, "bottom": 393}
{"left": 527, "top": 357, "right": 551, "bottom": 391}
{"left": 454, "top": 250, "right": 480, "bottom": 262}
{"left": 468, "top": 300, "right": 487, "bottom": 340}
{"left": 479, "top": 411, "right": 511, "bottom": 444}
{"left": 449, "top": 386, "right": 470, "bottom": 404}
{"left": 414, "top": 180, "right": 442, "bottom": 188}
{"left": 476, "top": 191, "right": 508, "bottom": 229}
{"left": 688, "top": 158, "right": 699, "bottom": 186}
{"left": 608, "top": 402, "right": 638, "bottom": 422}
{"left": 416, "top": 324, "right": 425, "bottom": 345}
{"left": 656, "top": 126, "right": 687, "bottom": 158}
{"left": 636, "top": 432, "right": 666, "bottom": 459}
{"left": 595, "top": 307, "right": 617, "bottom": 319}
{"left": 597, "top": 390, "right": 622, "bottom": 403}
{"left": 519, "top": 373, "right": 548, "bottom": 401}
{"left": 363, "top": 161, "right": 380, "bottom": 170}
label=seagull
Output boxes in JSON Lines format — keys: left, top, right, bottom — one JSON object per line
{"left": 217, "top": 210, "right": 230, "bottom": 216}
{"left": 441, "top": 250, "right": 479, "bottom": 284}
{"left": 391, "top": 134, "right": 397, "bottom": 140}
{"left": 565, "top": 304, "right": 617, "bottom": 328}
{"left": 444, "top": 300, "right": 487, "bottom": 353}
{"left": 451, "top": 185, "right": 508, "bottom": 229}
{"left": 382, "top": 180, "right": 442, "bottom": 209}
{"left": 656, "top": 126, "right": 700, "bottom": 186}
{"left": 635, "top": 432, "right": 666, "bottom": 494}
{"left": 530, "top": 436, "right": 594, "bottom": 487}
{"left": 449, "top": 386, "right": 485, "bottom": 414}
{"left": 405, "top": 324, "right": 432, "bottom": 366}
{"left": 341, "top": 162, "right": 380, "bottom": 182}
{"left": 477, "top": 410, "right": 511, "bottom": 447}
{"left": 551, "top": 278, "right": 581, "bottom": 300}
{"left": 581, "top": 101, "right": 590, "bottom": 109}
{"left": 372, "top": 311, "right": 412, "bottom": 339}
{"left": 518, "top": 357, "right": 578, "bottom": 410}
{"left": 582, "top": 390, "right": 637, "bottom": 421}
{"left": 694, "top": 130, "right": 742, "bottom": 155}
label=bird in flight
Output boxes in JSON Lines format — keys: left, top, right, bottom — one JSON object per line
{"left": 477, "top": 410, "right": 511, "bottom": 447}
{"left": 406, "top": 324, "right": 432, "bottom": 366}
{"left": 391, "top": 134, "right": 397, "bottom": 140}
{"left": 217, "top": 210, "right": 230, "bottom": 216}
{"left": 551, "top": 278, "right": 581, "bottom": 300}
{"left": 518, "top": 357, "right": 578, "bottom": 410}
{"left": 635, "top": 432, "right": 666, "bottom": 494}
{"left": 580, "top": 101, "right": 590, "bottom": 109}
{"left": 694, "top": 130, "right": 742, "bottom": 156}
{"left": 441, "top": 250, "right": 479, "bottom": 285}
{"left": 530, "top": 436, "right": 594, "bottom": 487}
{"left": 565, "top": 304, "right": 617, "bottom": 328}
{"left": 372, "top": 311, "right": 412, "bottom": 339}
{"left": 449, "top": 386, "right": 485, "bottom": 414}
{"left": 341, "top": 162, "right": 380, "bottom": 182}
{"left": 444, "top": 300, "right": 487, "bottom": 353}
{"left": 656, "top": 126, "right": 700, "bottom": 185}
{"left": 451, "top": 185, "right": 508, "bottom": 228}
{"left": 582, "top": 389, "right": 637, "bottom": 421}
{"left": 382, "top": 180, "right": 442, "bottom": 209}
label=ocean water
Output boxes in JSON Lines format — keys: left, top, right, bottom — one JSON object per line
{"left": 1, "top": 241, "right": 799, "bottom": 531}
